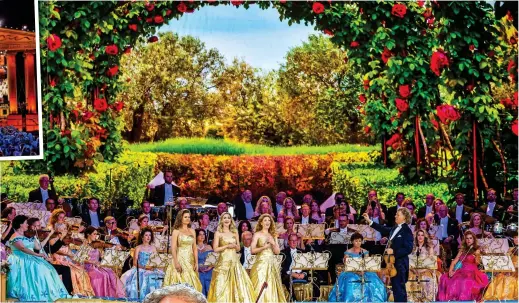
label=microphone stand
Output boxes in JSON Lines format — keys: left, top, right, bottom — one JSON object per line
{"left": 136, "top": 251, "right": 140, "bottom": 300}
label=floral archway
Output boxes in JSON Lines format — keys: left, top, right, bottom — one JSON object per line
{"left": 40, "top": 1, "right": 517, "bottom": 200}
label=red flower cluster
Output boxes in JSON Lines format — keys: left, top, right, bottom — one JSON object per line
{"left": 507, "top": 59, "right": 516, "bottom": 73}
{"left": 364, "top": 126, "right": 371, "bottom": 134}
{"left": 501, "top": 98, "right": 515, "bottom": 108}
{"left": 363, "top": 79, "right": 369, "bottom": 90}
{"left": 512, "top": 120, "right": 518, "bottom": 136}
{"left": 94, "top": 98, "right": 108, "bottom": 112}
{"left": 177, "top": 2, "right": 187, "bottom": 12}
{"left": 469, "top": 44, "right": 475, "bottom": 51}
{"left": 399, "top": 84, "right": 410, "bottom": 98}
{"left": 231, "top": 0, "right": 244, "bottom": 6}
{"left": 105, "top": 44, "right": 118, "bottom": 55}
{"left": 395, "top": 98, "right": 409, "bottom": 112}
{"left": 431, "top": 118, "right": 439, "bottom": 129}
{"left": 430, "top": 49, "right": 449, "bottom": 76}
{"left": 312, "top": 2, "right": 325, "bottom": 14}
{"left": 381, "top": 47, "right": 393, "bottom": 64}
{"left": 154, "top": 15, "right": 164, "bottom": 24}
{"left": 106, "top": 66, "right": 119, "bottom": 77}
{"left": 423, "top": 8, "right": 432, "bottom": 19}
{"left": 148, "top": 36, "right": 159, "bottom": 43}
{"left": 112, "top": 101, "right": 124, "bottom": 112}
{"left": 50, "top": 78, "right": 57, "bottom": 87}
{"left": 436, "top": 105, "right": 460, "bottom": 124}
{"left": 350, "top": 41, "right": 360, "bottom": 48}
{"left": 507, "top": 10, "right": 514, "bottom": 22}
{"left": 145, "top": 3, "right": 155, "bottom": 11}
{"left": 359, "top": 94, "right": 366, "bottom": 104}
{"left": 324, "top": 29, "right": 334, "bottom": 36}
{"left": 47, "top": 34, "right": 62, "bottom": 52}
{"left": 146, "top": 17, "right": 153, "bottom": 23}
{"left": 128, "top": 24, "right": 138, "bottom": 32}
{"left": 417, "top": 0, "right": 425, "bottom": 7}
{"left": 386, "top": 133, "right": 402, "bottom": 147}
{"left": 391, "top": 3, "right": 407, "bottom": 18}
{"left": 166, "top": 9, "right": 173, "bottom": 16}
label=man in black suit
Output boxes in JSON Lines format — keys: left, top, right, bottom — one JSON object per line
{"left": 239, "top": 231, "right": 253, "bottom": 266}
{"left": 100, "top": 216, "right": 132, "bottom": 249}
{"left": 28, "top": 174, "right": 58, "bottom": 203}
{"left": 80, "top": 197, "right": 105, "bottom": 228}
{"left": 386, "top": 192, "right": 405, "bottom": 226}
{"left": 233, "top": 189, "right": 256, "bottom": 221}
{"left": 479, "top": 188, "right": 505, "bottom": 224}
{"left": 297, "top": 203, "right": 317, "bottom": 224}
{"left": 281, "top": 233, "right": 307, "bottom": 298}
{"left": 435, "top": 204, "right": 459, "bottom": 266}
{"left": 152, "top": 170, "right": 181, "bottom": 206}
{"left": 449, "top": 193, "right": 472, "bottom": 223}
{"left": 363, "top": 208, "right": 413, "bottom": 303}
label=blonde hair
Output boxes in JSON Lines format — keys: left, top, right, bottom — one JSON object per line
{"left": 397, "top": 207, "right": 412, "bottom": 225}
{"left": 282, "top": 197, "right": 298, "bottom": 216}
{"left": 254, "top": 196, "right": 274, "bottom": 215}
{"left": 255, "top": 214, "right": 277, "bottom": 237}
{"left": 49, "top": 209, "right": 66, "bottom": 228}
{"left": 217, "top": 212, "right": 237, "bottom": 233}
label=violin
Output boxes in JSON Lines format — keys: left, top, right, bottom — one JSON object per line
{"left": 90, "top": 240, "right": 116, "bottom": 250}
{"left": 63, "top": 235, "right": 83, "bottom": 246}
{"left": 383, "top": 253, "right": 397, "bottom": 278}
{"left": 111, "top": 228, "right": 132, "bottom": 240}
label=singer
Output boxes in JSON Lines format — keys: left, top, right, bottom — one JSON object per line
{"left": 362, "top": 208, "right": 413, "bottom": 303}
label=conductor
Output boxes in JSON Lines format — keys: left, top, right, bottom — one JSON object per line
{"left": 362, "top": 208, "right": 413, "bottom": 302}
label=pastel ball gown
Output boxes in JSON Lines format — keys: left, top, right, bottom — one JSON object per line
{"left": 197, "top": 248, "right": 214, "bottom": 296}
{"left": 207, "top": 236, "right": 255, "bottom": 302}
{"left": 120, "top": 250, "right": 165, "bottom": 300}
{"left": 52, "top": 245, "right": 95, "bottom": 297}
{"left": 84, "top": 247, "right": 126, "bottom": 298}
{"left": 163, "top": 234, "right": 202, "bottom": 292}
{"left": 249, "top": 236, "right": 286, "bottom": 303}
{"left": 7, "top": 236, "right": 70, "bottom": 302}
{"left": 437, "top": 254, "right": 489, "bottom": 301}
{"left": 328, "top": 251, "right": 387, "bottom": 302}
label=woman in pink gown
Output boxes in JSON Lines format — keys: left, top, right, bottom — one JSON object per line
{"left": 438, "top": 230, "right": 488, "bottom": 301}
{"left": 83, "top": 226, "right": 126, "bottom": 298}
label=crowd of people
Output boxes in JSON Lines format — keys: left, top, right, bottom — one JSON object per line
{"left": 0, "top": 172, "right": 518, "bottom": 302}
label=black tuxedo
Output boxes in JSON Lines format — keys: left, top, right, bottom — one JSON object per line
{"left": 233, "top": 195, "right": 256, "bottom": 221}
{"left": 281, "top": 247, "right": 307, "bottom": 297}
{"left": 151, "top": 183, "right": 181, "bottom": 206}
{"left": 370, "top": 222, "right": 413, "bottom": 302}
{"left": 27, "top": 187, "right": 58, "bottom": 203}
{"left": 81, "top": 210, "right": 106, "bottom": 228}
{"left": 417, "top": 204, "right": 435, "bottom": 219}
{"left": 449, "top": 205, "right": 472, "bottom": 223}
{"left": 239, "top": 246, "right": 252, "bottom": 266}
{"left": 479, "top": 203, "right": 505, "bottom": 223}
{"left": 296, "top": 217, "right": 318, "bottom": 224}
{"left": 434, "top": 216, "right": 459, "bottom": 240}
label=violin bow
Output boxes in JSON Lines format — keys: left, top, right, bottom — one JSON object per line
{"left": 254, "top": 281, "right": 268, "bottom": 303}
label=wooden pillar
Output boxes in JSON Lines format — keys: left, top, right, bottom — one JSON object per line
{"left": 24, "top": 51, "right": 36, "bottom": 113}
{"left": 6, "top": 52, "right": 17, "bottom": 114}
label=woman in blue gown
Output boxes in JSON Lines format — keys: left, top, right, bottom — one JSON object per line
{"left": 329, "top": 232, "right": 387, "bottom": 302}
{"left": 196, "top": 229, "right": 214, "bottom": 296}
{"left": 120, "top": 227, "right": 164, "bottom": 300}
{"left": 7, "top": 215, "right": 70, "bottom": 302}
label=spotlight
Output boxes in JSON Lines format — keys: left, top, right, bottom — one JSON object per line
{"left": 22, "top": 25, "right": 27, "bottom": 30}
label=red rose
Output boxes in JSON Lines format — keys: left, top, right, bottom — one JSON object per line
{"left": 501, "top": 98, "right": 513, "bottom": 108}
{"left": 166, "top": 9, "right": 172, "bottom": 16}
{"left": 399, "top": 84, "right": 411, "bottom": 98}
{"left": 364, "top": 126, "right": 371, "bottom": 134}
{"left": 466, "top": 82, "right": 475, "bottom": 92}
{"left": 507, "top": 60, "right": 516, "bottom": 73}
{"left": 359, "top": 94, "right": 366, "bottom": 104}
{"left": 507, "top": 10, "right": 514, "bottom": 22}
{"left": 350, "top": 41, "right": 360, "bottom": 48}
{"left": 105, "top": 44, "right": 118, "bottom": 55}
{"left": 113, "top": 101, "right": 124, "bottom": 112}
{"left": 381, "top": 47, "right": 393, "bottom": 64}
{"left": 513, "top": 120, "right": 518, "bottom": 136}
{"left": 359, "top": 8, "right": 363, "bottom": 14}
{"left": 177, "top": 2, "right": 187, "bottom": 12}
{"left": 231, "top": 0, "right": 243, "bottom": 6}
{"left": 488, "top": 50, "right": 495, "bottom": 57}
{"left": 124, "top": 47, "right": 132, "bottom": 54}
{"left": 128, "top": 24, "right": 138, "bottom": 32}
{"left": 154, "top": 15, "right": 164, "bottom": 24}
{"left": 46, "top": 34, "right": 62, "bottom": 51}
{"left": 469, "top": 44, "right": 475, "bottom": 51}
{"left": 430, "top": 49, "right": 449, "bottom": 76}
{"left": 436, "top": 105, "right": 460, "bottom": 124}
{"left": 391, "top": 142, "right": 401, "bottom": 150}
{"left": 106, "top": 65, "right": 119, "bottom": 77}
{"left": 386, "top": 133, "right": 402, "bottom": 146}
{"left": 395, "top": 98, "right": 409, "bottom": 112}
{"left": 324, "top": 29, "right": 334, "bottom": 36}
{"left": 363, "top": 79, "right": 369, "bottom": 90}
{"left": 391, "top": 3, "right": 407, "bottom": 18}
{"left": 94, "top": 98, "right": 108, "bottom": 112}
{"left": 82, "top": 111, "right": 94, "bottom": 122}
{"left": 431, "top": 118, "right": 439, "bottom": 129}
{"left": 146, "top": 17, "right": 153, "bottom": 23}
{"left": 145, "top": 3, "right": 155, "bottom": 11}
{"left": 148, "top": 36, "right": 159, "bottom": 43}
{"left": 510, "top": 36, "right": 517, "bottom": 45}
{"left": 423, "top": 8, "right": 432, "bottom": 19}
{"left": 417, "top": 0, "right": 425, "bottom": 7}
{"left": 50, "top": 78, "right": 57, "bottom": 87}
{"left": 514, "top": 91, "right": 518, "bottom": 106}
{"left": 312, "top": 2, "right": 325, "bottom": 14}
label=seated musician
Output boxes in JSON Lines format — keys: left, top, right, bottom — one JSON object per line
{"left": 1, "top": 206, "right": 16, "bottom": 245}
{"left": 386, "top": 192, "right": 406, "bottom": 226}
{"left": 239, "top": 231, "right": 253, "bottom": 266}
{"left": 251, "top": 198, "right": 275, "bottom": 221}
{"left": 325, "top": 214, "right": 351, "bottom": 236}
{"left": 80, "top": 197, "right": 105, "bottom": 228}
{"left": 45, "top": 198, "right": 57, "bottom": 212}
{"left": 140, "top": 201, "right": 153, "bottom": 220}
{"left": 101, "top": 216, "right": 133, "bottom": 249}
{"left": 216, "top": 202, "right": 228, "bottom": 220}
{"left": 278, "top": 197, "right": 300, "bottom": 222}
{"left": 409, "top": 229, "right": 438, "bottom": 301}
{"left": 151, "top": 169, "right": 181, "bottom": 206}
{"left": 281, "top": 233, "right": 308, "bottom": 300}
{"left": 504, "top": 188, "right": 518, "bottom": 225}
{"left": 279, "top": 216, "right": 304, "bottom": 249}
{"left": 328, "top": 232, "right": 387, "bottom": 302}
{"left": 297, "top": 203, "right": 318, "bottom": 224}
{"left": 449, "top": 193, "right": 472, "bottom": 224}
{"left": 434, "top": 204, "right": 459, "bottom": 266}
{"left": 417, "top": 193, "right": 435, "bottom": 219}
{"left": 479, "top": 188, "right": 505, "bottom": 223}
{"left": 468, "top": 212, "right": 493, "bottom": 238}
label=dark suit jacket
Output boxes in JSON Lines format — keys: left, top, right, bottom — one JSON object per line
{"left": 81, "top": 211, "right": 106, "bottom": 228}
{"left": 295, "top": 217, "right": 318, "bottom": 224}
{"left": 433, "top": 216, "right": 459, "bottom": 240}
{"left": 370, "top": 222, "right": 414, "bottom": 261}
{"left": 479, "top": 203, "right": 505, "bottom": 222}
{"left": 233, "top": 195, "right": 256, "bottom": 221}
{"left": 239, "top": 246, "right": 253, "bottom": 265}
{"left": 449, "top": 205, "right": 472, "bottom": 223}
{"left": 281, "top": 247, "right": 307, "bottom": 284}
{"left": 27, "top": 188, "right": 58, "bottom": 203}
{"left": 152, "top": 183, "right": 181, "bottom": 206}
{"left": 417, "top": 204, "right": 435, "bottom": 219}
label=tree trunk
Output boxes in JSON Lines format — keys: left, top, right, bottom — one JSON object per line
{"left": 130, "top": 104, "right": 145, "bottom": 143}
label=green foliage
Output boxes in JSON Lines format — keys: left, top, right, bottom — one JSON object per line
{"left": 129, "top": 137, "right": 379, "bottom": 155}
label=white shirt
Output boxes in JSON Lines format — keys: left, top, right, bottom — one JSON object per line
{"left": 243, "top": 246, "right": 251, "bottom": 265}
{"left": 440, "top": 216, "right": 449, "bottom": 239}
{"left": 164, "top": 183, "right": 173, "bottom": 203}
{"left": 425, "top": 205, "right": 433, "bottom": 216}
{"left": 288, "top": 248, "right": 302, "bottom": 274}
{"left": 486, "top": 202, "right": 496, "bottom": 217}
{"left": 89, "top": 210, "right": 100, "bottom": 228}
{"left": 301, "top": 216, "right": 310, "bottom": 224}
{"left": 244, "top": 201, "right": 254, "bottom": 220}
{"left": 325, "top": 226, "right": 347, "bottom": 235}
{"left": 276, "top": 203, "right": 283, "bottom": 215}
{"left": 40, "top": 188, "right": 49, "bottom": 204}
{"left": 455, "top": 205, "right": 464, "bottom": 223}
{"left": 389, "top": 223, "right": 403, "bottom": 241}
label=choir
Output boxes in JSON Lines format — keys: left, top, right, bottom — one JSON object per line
{"left": 0, "top": 185, "right": 518, "bottom": 303}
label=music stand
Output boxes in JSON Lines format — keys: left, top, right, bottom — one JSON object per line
{"left": 72, "top": 244, "right": 91, "bottom": 265}
{"left": 100, "top": 248, "right": 130, "bottom": 276}
{"left": 328, "top": 232, "right": 352, "bottom": 245}
{"left": 294, "top": 224, "right": 326, "bottom": 240}
{"left": 146, "top": 252, "right": 170, "bottom": 290}
{"left": 481, "top": 255, "right": 516, "bottom": 300}
{"left": 408, "top": 255, "right": 437, "bottom": 302}
{"left": 342, "top": 254, "right": 382, "bottom": 302}
{"left": 291, "top": 251, "right": 331, "bottom": 301}
{"left": 479, "top": 238, "right": 510, "bottom": 255}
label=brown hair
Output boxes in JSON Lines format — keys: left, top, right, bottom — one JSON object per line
{"left": 255, "top": 214, "right": 277, "bottom": 237}
{"left": 414, "top": 229, "right": 432, "bottom": 253}
{"left": 173, "top": 209, "right": 191, "bottom": 230}
{"left": 469, "top": 212, "right": 484, "bottom": 229}
{"left": 49, "top": 209, "right": 66, "bottom": 228}
{"left": 461, "top": 230, "right": 480, "bottom": 253}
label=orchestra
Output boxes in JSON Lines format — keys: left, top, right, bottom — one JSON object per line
{"left": 1, "top": 178, "right": 518, "bottom": 303}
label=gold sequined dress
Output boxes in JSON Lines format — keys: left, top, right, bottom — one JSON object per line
{"left": 163, "top": 234, "right": 202, "bottom": 292}
{"left": 207, "top": 236, "right": 255, "bottom": 303}
{"left": 250, "top": 237, "right": 286, "bottom": 303}
{"left": 483, "top": 249, "right": 518, "bottom": 300}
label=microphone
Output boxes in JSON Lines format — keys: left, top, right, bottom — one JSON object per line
{"left": 416, "top": 247, "right": 420, "bottom": 258}
{"left": 370, "top": 201, "right": 376, "bottom": 211}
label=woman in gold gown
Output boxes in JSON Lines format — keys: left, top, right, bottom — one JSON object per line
{"left": 250, "top": 214, "right": 286, "bottom": 303}
{"left": 483, "top": 231, "right": 518, "bottom": 300}
{"left": 408, "top": 229, "right": 438, "bottom": 302}
{"left": 163, "top": 209, "right": 202, "bottom": 292}
{"left": 207, "top": 212, "right": 255, "bottom": 302}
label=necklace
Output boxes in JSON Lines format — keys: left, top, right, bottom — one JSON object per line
{"left": 197, "top": 243, "right": 205, "bottom": 250}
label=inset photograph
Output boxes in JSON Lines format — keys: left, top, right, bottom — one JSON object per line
{"left": 0, "top": 0, "right": 42, "bottom": 159}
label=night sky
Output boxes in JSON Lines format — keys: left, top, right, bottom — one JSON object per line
{"left": 0, "top": 0, "right": 36, "bottom": 31}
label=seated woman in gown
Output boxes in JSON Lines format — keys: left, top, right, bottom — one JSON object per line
{"left": 328, "top": 232, "right": 387, "bottom": 302}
